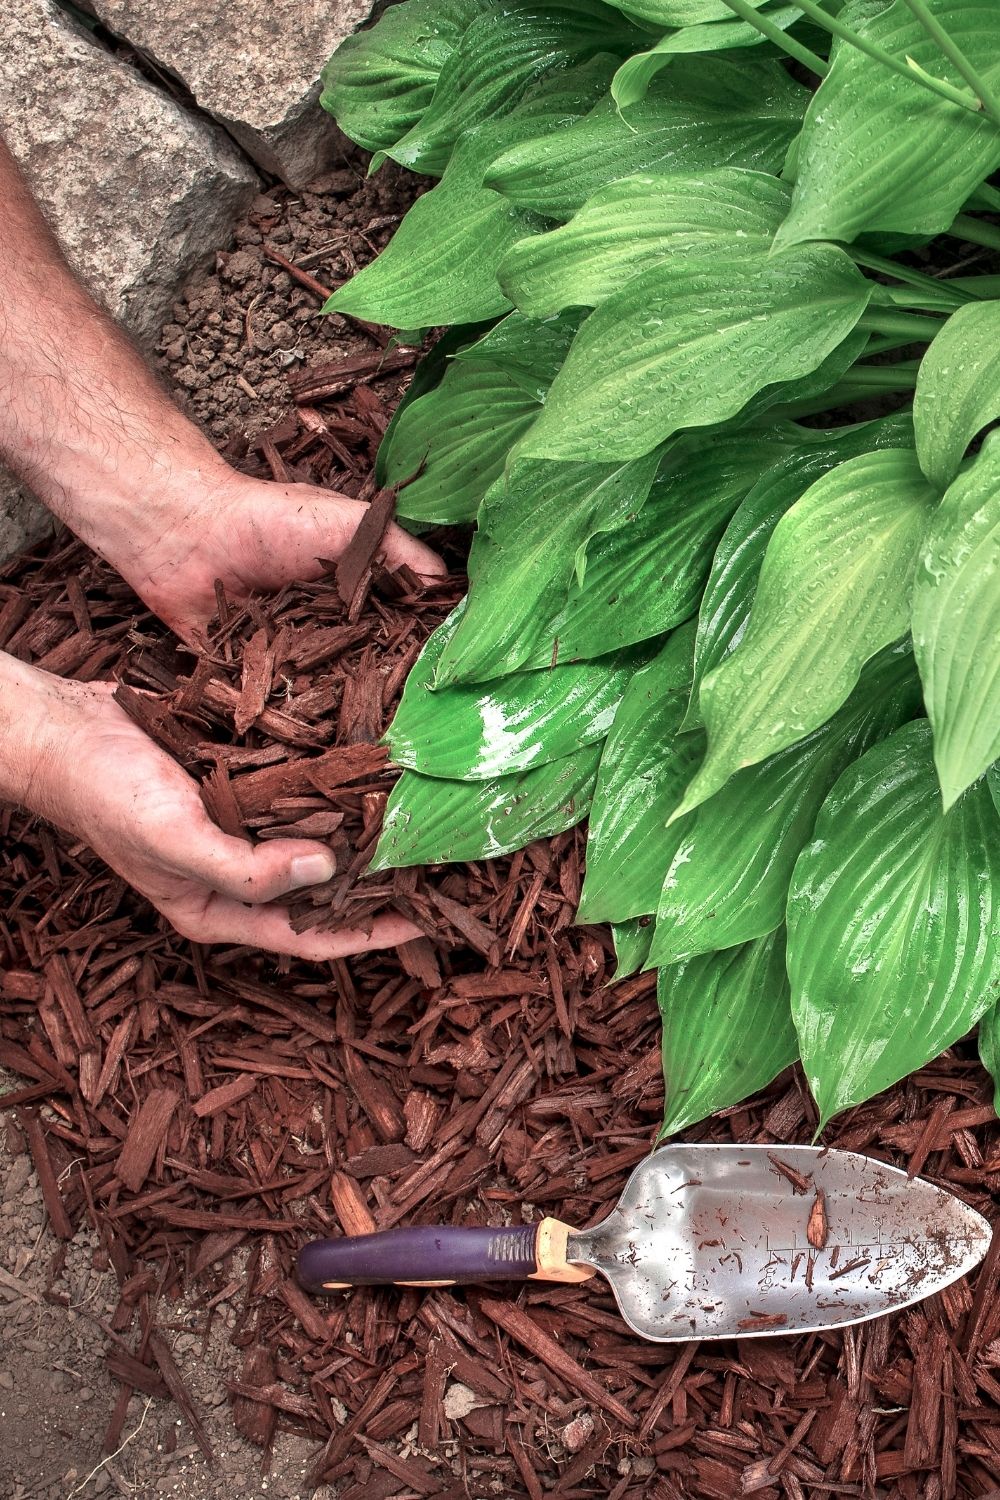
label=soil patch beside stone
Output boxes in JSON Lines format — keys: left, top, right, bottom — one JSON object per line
{"left": 155, "top": 144, "right": 423, "bottom": 447}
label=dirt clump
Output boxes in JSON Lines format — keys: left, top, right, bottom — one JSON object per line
{"left": 156, "top": 136, "right": 422, "bottom": 444}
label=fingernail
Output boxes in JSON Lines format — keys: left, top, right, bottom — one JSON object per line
{"left": 290, "top": 852, "right": 337, "bottom": 888}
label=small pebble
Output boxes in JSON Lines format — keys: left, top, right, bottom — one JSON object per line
{"left": 561, "top": 1412, "right": 594, "bottom": 1453}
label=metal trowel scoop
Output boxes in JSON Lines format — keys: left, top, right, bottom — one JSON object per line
{"left": 297, "top": 1144, "right": 992, "bottom": 1341}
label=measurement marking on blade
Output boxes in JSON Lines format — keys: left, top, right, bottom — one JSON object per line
{"left": 764, "top": 1236, "right": 977, "bottom": 1255}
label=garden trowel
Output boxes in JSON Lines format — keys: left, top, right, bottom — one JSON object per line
{"left": 297, "top": 1144, "right": 992, "bottom": 1341}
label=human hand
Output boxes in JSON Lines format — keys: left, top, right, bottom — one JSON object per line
{"left": 112, "top": 470, "right": 445, "bottom": 646}
{"left": 0, "top": 656, "right": 421, "bottom": 959}
{"left": 0, "top": 137, "right": 443, "bottom": 646}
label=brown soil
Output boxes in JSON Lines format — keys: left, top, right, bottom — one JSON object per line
{"left": 2, "top": 134, "right": 1000, "bottom": 1500}
{"left": 155, "top": 139, "right": 423, "bottom": 446}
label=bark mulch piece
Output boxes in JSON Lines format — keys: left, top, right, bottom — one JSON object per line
{"left": 1, "top": 255, "right": 999, "bottom": 1500}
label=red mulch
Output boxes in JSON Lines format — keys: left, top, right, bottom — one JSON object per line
{"left": 2, "top": 331, "right": 1000, "bottom": 1500}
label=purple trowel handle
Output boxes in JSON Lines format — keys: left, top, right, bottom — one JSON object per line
{"left": 297, "top": 1223, "right": 541, "bottom": 1290}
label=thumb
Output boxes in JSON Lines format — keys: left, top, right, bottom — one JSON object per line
{"left": 380, "top": 519, "right": 447, "bottom": 580}
{"left": 176, "top": 821, "right": 337, "bottom": 905}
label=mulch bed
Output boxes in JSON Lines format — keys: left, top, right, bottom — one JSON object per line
{"left": 3, "top": 161, "right": 1000, "bottom": 1500}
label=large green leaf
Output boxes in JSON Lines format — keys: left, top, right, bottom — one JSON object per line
{"left": 381, "top": 0, "right": 643, "bottom": 175}
{"left": 659, "top": 930, "right": 797, "bottom": 1136}
{"left": 912, "top": 436, "right": 1000, "bottom": 809}
{"left": 371, "top": 747, "right": 601, "bottom": 869}
{"left": 382, "top": 363, "right": 540, "bottom": 525}
{"left": 788, "top": 720, "right": 1000, "bottom": 1128}
{"left": 611, "top": 9, "right": 800, "bottom": 110}
{"left": 611, "top": 918, "right": 655, "bottom": 978}
{"left": 775, "top": 0, "right": 1000, "bottom": 248}
{"left": 651, "top": 645, "right": 922, "bottom": 964}
{"left": 977, "top": 1000, "right": 1000, "bottom": 1115}
{"left": 452, "top": 309, "right": 583, "bottom": 398}
{"left": 433, "top": 451, "right": 661, "bottom": 689}
{"left": 684, "top": 413, "right": 916, "bottom": 730}
{"left": 387, "top": 606, "right": 654, "bottom": 779}
{"left": 324, "top": 142, "right": 525, "bottom": 327}
{"left": 518, "top": 245, "right": 872, "bottom": 464}
{"left": 913, "top": 301, "right": 1000, "bottom": 491}
{"left": 737, "top": 325, "right": 872, "bottom": 424}
{"left": 325, "top": 60, "right": 616, "bottom": 329}
{"left": 577, "top": 627, "right": 703, "bottom": 924}
{"left": 677, "top": 448, "right": 936, "bottom": 818}
{"left": 497, "top": 168, "right": 791, "bottom": 318}
{"left": 375, "top": 324, "right": 490, "bottom": 489}
{"left": 485, "top": 56, "right": 806, "bottom": 219}
{"left": 618, "top": 0, "right": 771, "bottom": 20}
{"left": 522, "top": 428, "right": 796, "bottom": 666}
{"left": 320, "top": 0, "right": 492, "bottom": 153}
{"left": 382, "top": 310, "right": 584, "bottom": 524}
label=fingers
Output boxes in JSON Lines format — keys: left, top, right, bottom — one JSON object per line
{"left": 249, "top": 484, "right": 447, "bottom": 584}
{"left": 380, "top": 519, "right": 447, "bottom": 580}
{"left": 164, "top": 891, "right": 423, "bottom": 960}
{"left": 298, "top": 484, "right": 445, "bottom": 580}
{"left": 173, "top": 824, "right": 339, "bottom": 905}
{"left": 159, "top": 819, "right": 424, "bottom": 957}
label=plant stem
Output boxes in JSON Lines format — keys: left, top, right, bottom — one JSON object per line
{"left": 967, "top": 182, "right": 1000, "bottom": 213}
{"left": 840, "top": 362, "right": 922, "bottom": 388}
{"left": 718, "top": 0, "right": 829, "bottom": 76}
{"left": 850, "top": 248, "right": 972, "bottom": 307}
{"left": 767, "top": 363, "right": 920, "bottom": 420}
{"left": 949, "top": 213, "right": 1000, "bottom": 252}
{"left": 947, "top": 273, "right": 1000, "bottom": 297}
{"left": 857, "top": 309, "right": 944, "bottom": 339}
{"left": 861, "top": 333, "right": 924, "bottom": 356}
{"left": 789, "top": 0, "right": 982, "bottom": 113}
{"left": 899, "top": 0, "right": 1000, "bottom": 125}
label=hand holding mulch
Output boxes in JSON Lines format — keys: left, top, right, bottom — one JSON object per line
{"left": 112, "top": 468, "right": 442, "bottom": 652}
{"left": 114, "top": 503, "right": 468, "bottom": 957}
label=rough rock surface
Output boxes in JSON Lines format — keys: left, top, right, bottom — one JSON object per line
{"left": 2, "top": 0, "right": 260, "bottom": 346}
{"left": 0, "top": 484, "right": 51, "bottom": 562}
{"left": 85, "top": 0, "right": 376, "bottom": 186}
{"left": 0, "top": 0, "right": 260, "bottom": 557}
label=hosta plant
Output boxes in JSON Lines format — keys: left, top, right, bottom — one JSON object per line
{"left": 321, "top": 0, "right": 1000, "bottom": 1134}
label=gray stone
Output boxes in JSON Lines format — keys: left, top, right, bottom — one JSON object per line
{"left": 1, "top": 1156, "right": 32, "bottom": 1203}
{"left": 2, "top": 0, "right": 259, "bottom": 346}
{"left": 0, "top": 481, "right": 51, "bottom": 560}
{"left": 84, "top": 0, "right": 376, "bottom": 187}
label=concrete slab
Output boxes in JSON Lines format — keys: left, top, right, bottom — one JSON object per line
{"left": 0, "top": 0, "right": 260, "bottom": 558}
{"left": 83, "top": 0, "right": 376, "bottom": 187}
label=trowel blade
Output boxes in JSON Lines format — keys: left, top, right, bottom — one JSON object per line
{"left": 567, "top": 1144, "right": 992, "bottom": 1342}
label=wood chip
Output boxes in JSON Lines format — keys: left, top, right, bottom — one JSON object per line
{"left": 767, "top": 1152, "right": 812, "bottom": 1194}
{"left": 806, "top": 1187, "right": 829, "bottom": 1250}
{"left": 17, "top": 1107, "right": 73, "bottom": 1239}
{"left": 192, "top": 1074, "right": 257, "bottom": 1119}
{"left": 116, "top": 1088, "right": 180, "bottom": 1193}
{"left": 476, "top": 1296, "right": 638, "bottom": 1431}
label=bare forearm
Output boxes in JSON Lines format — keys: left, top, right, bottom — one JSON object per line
{"left": 0, "top": 135, "right": 230, "bottom": 566}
